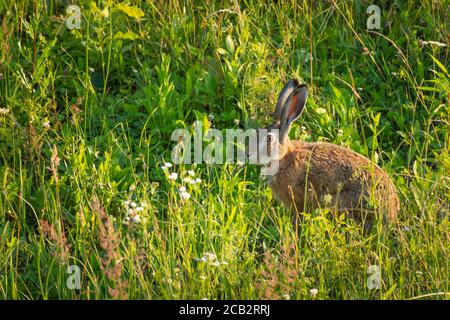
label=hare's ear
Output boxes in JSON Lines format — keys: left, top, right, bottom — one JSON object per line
{"left": 280, "top": 85, "right": 307, "bottom": 144}
{"left": 274, "top": 79, "right": 299, "bottom": 124}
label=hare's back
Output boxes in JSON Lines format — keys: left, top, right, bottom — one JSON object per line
{"left": 292, "top": 141, "right": 387, "bottom": 186}
{"left": 290, "top": 141, "right": 399, "bottom": 219}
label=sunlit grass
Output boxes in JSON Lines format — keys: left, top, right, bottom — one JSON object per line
{"left": 0, "top": 0, "right": 448, "bottom": 299}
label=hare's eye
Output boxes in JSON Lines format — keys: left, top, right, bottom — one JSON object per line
{"left": 266, "top": 134, "right": 274, "bottom": 143}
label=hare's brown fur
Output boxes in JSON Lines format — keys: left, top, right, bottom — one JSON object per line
{"left": 250, "top": 79, "right": 400, "bottom": 230}
{"left": 268, "top": 140, "right": 400, "bottom": 229}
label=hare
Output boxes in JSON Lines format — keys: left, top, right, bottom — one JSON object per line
{"left": 248, "top": 79, "right": 400, "bottom": 230}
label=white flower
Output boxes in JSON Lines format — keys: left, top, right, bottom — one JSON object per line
{"left": 164, "top": 162, "right": 173, "bottom": 168}
{"left": 0, "top": 108, "right": 9, "bottom": 115}
{"left": 140, "top": 201, "right": 147, "bottom": 208}
{"left": 337, "top": 129, "right": 343, "bottom": 136}
{"left": 130, "top": 201, "right": 137, "bottom": 208}
{"left": 179, "top": 191, "right": 191, "bottom": 200}
{"left": 419, "top": 40, "right": 447, "bottom": 47}
{"left": 89, "top": 67, "right": 95, "bottom": 73}
{"left": 203, "top": 252, "right": 217, "bottom": 261}
{"left": 43, "top": 120, "right": 50, "bottom": 129}
{"left": 168, "top": 172, "right": 178, "bottom": 180}
{"left": 195, "top": 178, "right": 202, "bottom": 184}
{"left": 426, "top": 41, "right": 446, "bottom": 47}
{"left": 323, "top": 194, "right": 333, "bottom": 205}
{"left": 179, "top": 186, "right": 187, "bottom": 192}
{"left": 196, "top": 252, "right": 218, "bottom": 263}
{"left": 122, "top": 216, "right": 131, "bottom": 224}
{"left": 131, "top": 215, "right": 141, "bottom": 224}
{"left": 236, "top": 161, "right": 244, "bottom": 167}
{"left": 310, "top": 288, "right": 318, "bottom": 297}
{"left": 101, "top": 7, "right": 109, "bottom": 18}
{"left": 194, "top": 257, "right": 207, "bottom": 263}
{"left": 187, "top": 170, "right": 195, "bottom": 176}
{"left": 234, "top": 119, "right": 240, "bottom": 126}
{"left": 182, "top": 177, "right": 197, "bottom": 185}
{"left": 124, "top": 200, "right": 131, "bottom": 207}
{"left": 136, "top": 206, "right": 144, "bottom": 212}
{"left": 160, "top": 165, "right": 167, "bottom": 170}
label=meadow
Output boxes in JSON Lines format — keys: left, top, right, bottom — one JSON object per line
{"left": 0, "top": 0, "right": 449, "bottom": 299}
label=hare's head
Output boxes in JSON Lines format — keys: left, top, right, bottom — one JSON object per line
{"left": 247, "top": 79, "right": 308, "bottom": 164}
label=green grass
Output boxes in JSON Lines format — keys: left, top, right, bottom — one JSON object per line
{"left": 0, "top": 0, "right": 449, "bottom": 299}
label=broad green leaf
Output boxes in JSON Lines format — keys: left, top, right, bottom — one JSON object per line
{"left": 216, "top": 47, "right": 228, "bottom": 55}
{"left": 429, "top": 53, "right": 449, "bottom": 75}
{"left": 315, "top": 107, "right": 328, "bottom": 114}
{"left": 372, "top": 112, "right": 381, "bottom": 126}
{"left": 114, "top": 30, "right": 140, "bottom": 40}
{"left": 225, "top": 35, "right": 235, "bottom": 54}
{"left": 116, "top": 3, "right": 144, "bottom": 21}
